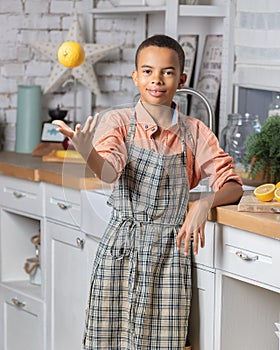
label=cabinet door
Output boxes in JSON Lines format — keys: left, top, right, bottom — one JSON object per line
{"left": 188, "top": 266, "right": 215, "bottom": 350}
{"left": 46, "top": 221, "right": 99, "bottom": 350}
{"left": 0, "top": 286, "right": 44, "bottom": 350}
{"left": 215, "top": 271, "right": 280, "bottom": 350}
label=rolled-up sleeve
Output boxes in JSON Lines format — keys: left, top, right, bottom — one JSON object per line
{"left": 186, "top": 117, "right": 242, "bottom": 192}
{"left": 92, "top": 109, "right": 131, "bottom": 179}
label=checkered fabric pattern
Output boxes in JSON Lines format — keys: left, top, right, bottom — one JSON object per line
{"left": 83, "top": 114, "right": 192, "bottom": 349}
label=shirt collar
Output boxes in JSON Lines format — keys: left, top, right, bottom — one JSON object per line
{"left": 135, "top": 100, "right": 179, "bottom": 130}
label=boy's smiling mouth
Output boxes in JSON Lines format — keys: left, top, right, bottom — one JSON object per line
{"left": 147, "top": 89, "right": 166, "bottom": 97}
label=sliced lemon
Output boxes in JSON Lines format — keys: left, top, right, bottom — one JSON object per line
{"left": 55, "top": 150, "right": 83, "bottom": 159}
{"left": 254, "top": 183, "right": 275, "bottom": 202}
{"left": 57, "top": 41, "right": 85, "bottom": 68}
{"left": 275, "top": 188, "right": 280, "bottom": 203}
{"left": 275, "top": 182, "right": 280, "bottom": 189}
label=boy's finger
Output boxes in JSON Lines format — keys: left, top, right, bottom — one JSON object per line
{"left": 176, "top": 231, "right": 184, "bottom": 250}
{"left": 89, "top": 113, "right": 99, "bottom": 133}
{"left": 82, "top": 116, "right": 93, "bottom": 133}
{"left": 52, "top": 120, "right": 74, "bottom": 138}
{"left": 191, "top": 231, "right": 199, "bottom": 255}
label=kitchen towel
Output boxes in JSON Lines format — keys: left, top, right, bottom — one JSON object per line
{"left": 16, "top": 85, "right": 42, "bottom": 154}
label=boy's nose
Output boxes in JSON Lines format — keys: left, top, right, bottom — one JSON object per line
{"left": 151, "top": 74, "right": 163, "bottom": 84}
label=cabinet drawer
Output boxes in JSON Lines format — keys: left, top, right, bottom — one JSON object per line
{"left": 192, "top": 221, "right": 215, "bottom": 269}
{"left": 215, "top": 224, "right": 280, "bottom": 289}
{"left": 45, "top": 184, "right": 80, "bottom": 227}
{"left": 80, "top": 189, "right": 112, "bottom": 238}
{"left": 0, "top": 285, "right": 44, "bottom": 350}
{"left": 0, "top": 176, "right": 43, "bottom": 216}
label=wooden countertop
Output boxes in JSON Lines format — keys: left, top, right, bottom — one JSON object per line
{"left": 0, "top": 151, "right": 279, "bottom": 240}
{"left": 209, "top": 205, "right": 280, "bottom": 240}
{"left": 0, "top": 151, "right": 107, "bottom": 190}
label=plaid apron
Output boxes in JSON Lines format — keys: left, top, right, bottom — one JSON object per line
{"left": 83, "top": 112, "right": 192, "bottom": 349}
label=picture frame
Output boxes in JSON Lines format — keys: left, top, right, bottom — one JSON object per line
{"left": 178, "top": 34, "right": 198, "bottom": 87}
{"left": 190, "top": 34, "right": 223, "bottom": 129}
{"left": 41, "top": 122, "right": 65, "bottom": 142}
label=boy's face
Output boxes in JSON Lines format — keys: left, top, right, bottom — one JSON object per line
{"left": 132, "top": 46, "right": 186, "bottom": 107}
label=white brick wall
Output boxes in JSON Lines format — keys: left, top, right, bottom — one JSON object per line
{"left": 0, "top": 0, "right": 141, "bottom": 151}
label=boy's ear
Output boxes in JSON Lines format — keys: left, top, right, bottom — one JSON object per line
{"left": 132, "top": 70, "right": 138, "bottom": 86}
{"left": 178, "top": 73, "right": 187, "bottom": 89}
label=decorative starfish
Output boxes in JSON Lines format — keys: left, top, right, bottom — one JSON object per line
{"left": 30, "top": 13, "right": 119, "bottom": 95}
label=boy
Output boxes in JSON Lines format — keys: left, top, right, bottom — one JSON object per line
{"left": 53, "top": 34, "right": 243, "bottom": 349}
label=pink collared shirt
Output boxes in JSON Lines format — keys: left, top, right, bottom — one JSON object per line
{"left": 93, "top": 102, "right": 242, "bottom": 192}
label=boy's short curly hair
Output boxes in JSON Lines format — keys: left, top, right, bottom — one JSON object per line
{"left": 135, "top": 34, "right": 185, "bottom": 74}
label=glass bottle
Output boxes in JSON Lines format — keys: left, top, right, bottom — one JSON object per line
{"left": 268, "top": 92, "right": 280, "bottom": 117}
{"left": 220, "top": 113, "right": 240, "bottom": 153}
{"left": 228, "top": 113, "right": 261, "bottom": 171}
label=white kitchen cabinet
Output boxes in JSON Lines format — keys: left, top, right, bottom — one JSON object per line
{"left": 189, "top": 221, "right": 216, "bottom": 350}
{"left": 1, "top": 171, "right": 280, "bottom": 350}
{"left": 0, "top": 285, "right": 44, "bottom": 350}
{"left": 214, "top": 224, "right": 280, "bottom": 350}
{"left": 0, "top": 175, "right": 45, "bottom": 350}
{"left": 46, "top": 220, "right": 99, "bottom": 350}
{"left": 189, "top": 266, "right": 215, "bottom": 350}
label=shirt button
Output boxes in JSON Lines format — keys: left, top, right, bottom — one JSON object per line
{"left": 145, "top": 125, "right": 149, "bottom": 129}
{"left": 152, "top": 128, "right": 155, "bottom": 132}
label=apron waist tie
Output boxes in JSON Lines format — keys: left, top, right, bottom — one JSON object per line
{"left": 109, "top": 216, "right": 182, "bottom": 261}
{"left": 110, "top": 217, "right": 141, "bottom": 261}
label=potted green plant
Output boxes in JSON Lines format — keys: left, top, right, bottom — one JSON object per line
{"left": 242, "top": 115, "right": 280, "bottom": 184}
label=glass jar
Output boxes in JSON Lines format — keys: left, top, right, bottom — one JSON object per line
{"left": 268, "top": 92, "right": 280, "bottom": 117}
{"left": 228, "top": 113, "right": 261, "bottom": 170}
{"left": 220, "top": 113, "right": 240, "bottom": 153}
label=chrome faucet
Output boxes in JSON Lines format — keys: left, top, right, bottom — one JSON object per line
{"left": 176, "top": 87, "right": 215, "bottom": 133}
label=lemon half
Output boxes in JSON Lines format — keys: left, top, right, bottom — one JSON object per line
{"left": 57, "top": 41, "right": 85, "bottom": 68}
{"left": 254, "top": 183, "right": 276, "bottom": 202}
{"left": 275, "top": 188, "right": 280, "bottom": 203}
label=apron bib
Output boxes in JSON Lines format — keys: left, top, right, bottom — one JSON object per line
{"left": 84, "top": 112, "right": 192, "bottom": 350}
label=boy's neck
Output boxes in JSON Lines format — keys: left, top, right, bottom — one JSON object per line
{"left": 140, "top": 101, "right": 174, "bottom": 129}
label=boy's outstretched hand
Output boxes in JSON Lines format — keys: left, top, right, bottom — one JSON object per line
{"left": 52, "top": 115, "right": 98, "bottom": 160}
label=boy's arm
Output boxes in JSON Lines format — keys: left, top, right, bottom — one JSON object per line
{"left": 211, "top": 180, "right": 243, "bottom": 208}
{"left": 177, "top": 180, "right": 243, "bottom": 256}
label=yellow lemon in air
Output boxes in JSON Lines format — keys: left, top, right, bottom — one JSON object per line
{"left": 274, "top": 187, "right": 280, "bottom": 202}
{"left": 57, "top": 41, "right": 85, "bottom": 68}
{"left": 254, "top": 183, "right": 275, "bottom": 202}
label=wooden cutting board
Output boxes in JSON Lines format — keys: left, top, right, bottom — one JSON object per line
{"left": 42, "top": 150, "right": 85, "bottom": 163}
{"left": 238, "top": 190, "right": 280, "bottom": 213}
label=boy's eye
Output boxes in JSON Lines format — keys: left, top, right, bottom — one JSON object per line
{"left": 164, "top": 70, "right": 174, "bottom": 76}
{"left": 142, "top": 69, "right": 152, "bottom": 74}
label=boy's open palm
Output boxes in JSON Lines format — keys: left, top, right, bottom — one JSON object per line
{"left": 52, "top": 115, "right": 98, "bottom": 160}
